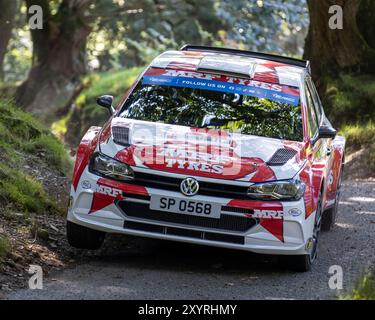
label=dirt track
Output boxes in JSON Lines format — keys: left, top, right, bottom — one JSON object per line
{"left": 7, "top": 180, "right": 375, "bottom": 300}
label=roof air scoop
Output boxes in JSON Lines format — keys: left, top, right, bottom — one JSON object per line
{"left": 197, "top": 56, "right": 257, "bottom": 79}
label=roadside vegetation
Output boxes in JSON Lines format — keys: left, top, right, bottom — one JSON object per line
{"left": 324, "top": 74, "right": 375, "bottom": 179}
{"left": 0, "top": 99, "right": 71, "bottom": 214}
{"left": 54, "top": 67, "right": 143, "bottom": 147}
{"left": 338, "top": 122, "right": 375, "bottom": 180}
{"left": 342, "top": 268, "right": 375, "bottom": 300}
{"left": 0, "top": 235, "right": 11, "bottom": 264}
{"left": 0, "top": 99, "right": 72, "bottom": 276}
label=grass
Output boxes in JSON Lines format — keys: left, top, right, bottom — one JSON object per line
{"left": 0, "top": 99, "right": 72, "bottom": 175}
{"left": 342, "top": 269, "right": 375, "bottom": 300}
{"left": 339, "top": 122, "right": 375, "bottom": 176}
{"left": 340, "top": 122, "right": 375, "bottom": 153}
{"left": 76, "top": 66, "right": 143, "bottom": 125}
{"left": 0, "top": 164, "right": 58, "bottom": 214}
{"left": 23, "top": 134, "right": 72, "bottom": 175}
{"left": 0, "top": 99, "right": 71, "bottom": 214}
{"left": 325, "top": 74, "right": 375, "bottom": 126}
{"left": 77, "top": 67, "right": 144, "bottom": 104}
{"left": 0, "top": 235, "right": 11, "bottom": 263}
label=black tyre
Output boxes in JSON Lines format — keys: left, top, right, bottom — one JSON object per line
{"left": 281, "top": 254, "right": 312, "bottom": 272}
{"left": 67, "top": 221, "right": 105, "bottom": 250}
{"left": 281, "top": 191, "right": 323, "bottom": 272}
{"left": 322, "top": 168, "right": 343, "bottom": 231}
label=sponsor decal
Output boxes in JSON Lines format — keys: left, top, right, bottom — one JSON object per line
{"left": 88, "top": 179, "right": 148, "bottom": 214}
{"left": 89, "top": 185, "right": 123, "bottom": 214}
{"left": 252, "top": 209, "right": 284, "bottom": 219}
{"left": 142, "top": 69, "right": 299, "bottom": 105}
{"left": 81, "top": 180, "right": 92, "bottom": 189}
{"left": 143, "top": 76, "right": 299, "bottom": 105}
{"left": 288, "top": 208, "right": 303, "bottom": 217}
{"left": 228, "top": 199, "right": 284, "bottom": 242}
{"left": 95, "top": 185, "right": 122, "bottom": 198}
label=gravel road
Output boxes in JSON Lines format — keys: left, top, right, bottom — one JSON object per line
{"left": 7, "top": 180, "right": 375, "bottom": 300}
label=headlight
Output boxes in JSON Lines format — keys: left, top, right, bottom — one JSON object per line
{"left": 89, "top": 153, "right": 134, "bottom": 181}
{"left": 247, "top": 179, "right": 305, "bottom": 201}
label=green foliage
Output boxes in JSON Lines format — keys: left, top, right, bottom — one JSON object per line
{"left": 0, "top": 164, "right": 58, "bottom": 214}
{"left": 0, "top": 99, "right": 71, "bottom": 214}
{"left": 339, "top": 122, "right": 375, "bottom": 177}
{"left": 217, "top": 0, "right": 309, "bottom": 56}
{"left": 0, "top": 235, "right": 11, "bottom": 262}
{"left": 324, "top": 75, "right": 375, "bottom": 176}
{"left": 64, "top": 67, "right": 143, "bottom": 146}
{"left": 3, "top": 28, "right": 32, "bottom": 83}
{"left": 340, "top": 122, "right": 375, "bottom": 153}
{"left": 78, "top": 67, "right": 143, "bottom": 103}
{"left": 0, "top": 99, "right": 71, "bottom": 175}
{"left": 342, "top": 269, "right": 375, "bottom": 300}
{"left": 23, "top": 135, "right": 72, "bottom": 176}
{"left": 2, "top": 0, "right": 309, "bottom": 82}
{"left": 90, "top": 0, "right": 227, "bottom": 69}
{"left": 325, "top": 75, "right": 375, "bottom": 127}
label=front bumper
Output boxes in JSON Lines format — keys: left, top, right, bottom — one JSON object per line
{"left": 67, "top": 168, "right": 316, "bottom": 255}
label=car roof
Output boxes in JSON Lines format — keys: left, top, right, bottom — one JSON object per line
{"left": 150, "top": 47, "right": 308, "bottom": 88}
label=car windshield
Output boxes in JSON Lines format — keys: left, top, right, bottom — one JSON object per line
{"left": 119, "top": 71, "right": 303, "bottom": 141}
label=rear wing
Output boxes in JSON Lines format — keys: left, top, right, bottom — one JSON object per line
{"left": 180, "top": 44, "right": 311, "bottom": 74}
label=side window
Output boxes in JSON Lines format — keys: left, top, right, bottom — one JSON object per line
{"left": 307, "top": 79, "right": 323, "bottom": 124}
{"left": 305, "top": 84, "right": 319, "bottom": 138}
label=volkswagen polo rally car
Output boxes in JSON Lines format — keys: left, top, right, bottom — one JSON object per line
{"left": 67, "top": 45, "right": 345, "bottom": 271}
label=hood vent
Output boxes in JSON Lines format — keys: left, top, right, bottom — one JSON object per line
{"left": 112, "top": 126, "right": 130, "bottom": 146}
{"left": 267, "top": 148, "right": 297, "bottom": 166}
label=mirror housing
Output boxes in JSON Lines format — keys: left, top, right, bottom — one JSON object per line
{"left": 97, "top": 95, "right": 115, "bottom": 115}
{"left": 318, "top": 125, "right": 337, "bottom": 139}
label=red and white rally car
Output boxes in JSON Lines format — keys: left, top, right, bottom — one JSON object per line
{"left": 67, "top": 45, "right": 345, "bottom": 271}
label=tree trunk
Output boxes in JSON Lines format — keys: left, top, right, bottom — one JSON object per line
{"left": 15, "top": 0, "right": 92, "bottom": 123}
{"left": 0, "top": 0, "right": 17, "bottom": 80}
{"left": 304, "top": 0, "right": 375, "bottom": 84}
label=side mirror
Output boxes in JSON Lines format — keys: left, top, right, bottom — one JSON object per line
{"left": 97, "top": 95, "right": 115, "bottom": 115}
{"left": 318, "top": 125, "right": 337, "bottom": 139}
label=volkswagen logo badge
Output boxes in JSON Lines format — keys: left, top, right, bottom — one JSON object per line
{"left": 180, "top": 177, "right": 199, "bottom": 196}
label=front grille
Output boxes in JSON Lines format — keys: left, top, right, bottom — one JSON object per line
{"left": 118, "top": 201, "right": 257, "bottom": 232}
{"left": 124, "top": 221, "right": 245, "bottom": 245}
{"left": 128, "top": 171, "right": 249, "bottom": 199}
{"left": 221, "top": 206, "right": 253, "bottom": 214}
{"left": 122, "top": 192, "right": 150, "bottom": 201}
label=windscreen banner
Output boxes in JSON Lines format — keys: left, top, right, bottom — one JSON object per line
{"left": 143, "top": 68, "right": 300, "bottom": 106}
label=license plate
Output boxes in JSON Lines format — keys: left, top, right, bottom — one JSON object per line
{"left": 150, "top": 195, "right": 221, "bottom": 219}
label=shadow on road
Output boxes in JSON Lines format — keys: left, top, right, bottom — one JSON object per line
{"left": 90, "top": 234, "right": 289, "bottom": 276}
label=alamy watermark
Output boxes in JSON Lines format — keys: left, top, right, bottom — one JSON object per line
{"left": 27, "top": 4, "right": 343, "bottom": 31}
{"left": 329, "top": 5, "right": 343, "bottom": 30}
{"left": 28, "top": 5, "right": 43, "bottom": 30}
{"left": 328, "top": 265, "right": 343, "bottom": 290}
{"left": 28, "top": 265, "right": 43, "bottom": 290}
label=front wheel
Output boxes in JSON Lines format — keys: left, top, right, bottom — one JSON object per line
{"left": 67, "top": 221, "right": 106, "bottom": 250}
{"left": 281, "top": 254, "right": 312, "bottom": 272}
{"left": 322, "top": 168, "right": 343, "bottom": 231}
{"left": 281, "top": 192, "right": 323, "bottom": 272}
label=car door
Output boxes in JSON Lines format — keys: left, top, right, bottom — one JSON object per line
{"left": 304, "top": 78, "right": 323, "bottom": 158}
{"left": 306, "top": 77, "right": 334, "bottom": 160}
{"left": 305, "top": 77, "right": 335, "bottom": 201}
